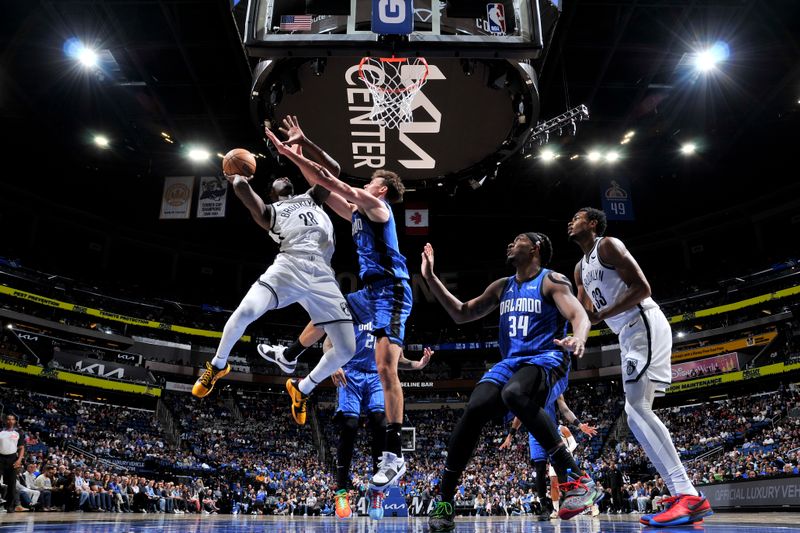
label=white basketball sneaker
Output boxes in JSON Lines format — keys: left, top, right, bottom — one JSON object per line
{"left": 370, "top": 452, "right": 406, "bottom": 491}
{"left": 257, "top": 344, "right": 296, "bottom": 374}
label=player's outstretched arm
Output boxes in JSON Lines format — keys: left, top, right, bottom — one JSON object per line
{"left": 589, "top": 237, "right": 652, "bottom": 323}
{"left": 500, "top": 417, "right": 522, "bottom": 450}
{"left": 421, "top": 243, "right": 503, "bottom": 324}
{"left": 265, "top": 128, "right": 384, "bottom": 221}
{"left": 274, "top": 115, "right": 342, "bottom": 177}
{"left": 556, "top": 394, "right": 598, "bottom": 437}
{"left": 397, "top": 347, "right": 434, "bottom": 371}
{"left": 226, "top": 174, "right": 271, "bottom": 231}
{"left": 545, "top": 271, "right": 590, "bottom": 357}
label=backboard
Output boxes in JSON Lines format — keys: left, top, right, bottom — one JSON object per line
{"left": 244, "top": 1, "right": 561, "bottom": 59}
{"left": 243, "top": 1, "right": 562, "bottom": 183}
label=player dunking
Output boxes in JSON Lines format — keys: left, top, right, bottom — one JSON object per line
{"left": 191, "top": 141, "right": 356, "bottom": 413}
{"left": 500, "top": 395, "right": 598, "bottom": 520}
{"left": 568, "top": 208, "right": 713, "bottom": 527}
{"left": 421, "top": 234, "right": 604, "bottom": 532}
{"left": 265, "top": 118, "right": 413, "bottom": 492}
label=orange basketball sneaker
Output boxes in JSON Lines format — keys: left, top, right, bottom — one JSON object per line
{"left": 643, "top": 493, "right": 713, "bottom": 527}
{"left": 192, "top": 362, "right": 231, "bottom": 398}
{"left": 286, "top": 378, "right": 308, "bottom": 425}
{"left": 334, "top": 489, "right": 351, "bottom": 519}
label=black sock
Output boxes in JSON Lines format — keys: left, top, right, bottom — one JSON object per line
{"left": 386, "top": 423, "right": 403, "bottom": 457}
{"left": 283, "top": 340, "right": 308, "bottom": 362}
{"left": 548, "top": 444, "right": 581, "bottom": 483}
{"left": 440, "top": 468, "right": 460, "bottom": 503}
{"left": 533, "top": 460, "right": 548, "bottom": 503}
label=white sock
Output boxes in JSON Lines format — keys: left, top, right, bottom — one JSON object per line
{"left": 553, "top": 500, "right": 559, "bottom": 511}
{"left": 625, "top": 377, "right": 699, "bottom": 497}
{"left": 298, "top": 322, "right": 356, "bottom": 395}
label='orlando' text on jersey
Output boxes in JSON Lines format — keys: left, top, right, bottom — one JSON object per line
{"left": 498, "top": 268, "right": 567, "bottom": 359}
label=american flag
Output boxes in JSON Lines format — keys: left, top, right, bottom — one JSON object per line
{"left": 279, "top": 15, "right": 313, "bottom": 31}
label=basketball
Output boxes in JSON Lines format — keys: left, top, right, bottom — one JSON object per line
{"left": 222, "top": 148, "right": 256, "bottom": 177}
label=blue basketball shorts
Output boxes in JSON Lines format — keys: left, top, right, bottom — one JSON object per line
{"left": 336, "top": 368, "right": 384, "bottom": 417}
{"left": 346, "top": 278, "right": 412, "bottom": 346}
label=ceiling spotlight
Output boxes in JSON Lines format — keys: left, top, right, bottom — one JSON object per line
{"left": 694, "top": 41, "right": 730, "bottom": 73}
{"left": 188, "top": 148, "right": 210, "bottom": 161}
{"left": 160, "top": 132, "right": 171, "bottom": 138}
{"left": 620, "top": 138, "right": 631, "bottom": 145}
{"left": 77, "top": 46, "right": 99, "bottom": 68}
{"left": 216, "top": 153, "right": 225, "bottom": 158}
{"left": 93, "top": 135, "right": 109, "bottom": 148}
{"left": 680, "top": 142, "right": 697, "bottom": 155}
{"left": 587, "top": 151, "right": 602, "bottom": 163}
{"left": 570, "top": 154, "right": 580, "bottom": 160}
{"left": 624, "top": 130, "right": 635, "bottom": 138}
{"left": 605, "top": 151, "right": 620, "bottom": 163}
{"left": 540, "top": 148, "right": 557, "bottom": 162}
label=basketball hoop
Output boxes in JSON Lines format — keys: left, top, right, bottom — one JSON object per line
{"left": 358, "top": 57, "right": 429, "bottom": 129}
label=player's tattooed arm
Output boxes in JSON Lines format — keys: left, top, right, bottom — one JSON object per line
{"left": 397, "top": 347, "right": 434, "bottom": 371}
{"left": 422, "top": 243, "right": 503, "bottom": 324}
{"left": 593, "top": 237, "right": 652, "bottom": 320}
{"left": 546, "top": 271, "right": 590, "bottom": 357}
{"left": 227, "top": 174, "right": 271, "bottom": 231}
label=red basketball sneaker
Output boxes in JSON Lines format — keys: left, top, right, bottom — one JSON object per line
{"left": 646, "top": 493, "right": 713, "bottom": 527}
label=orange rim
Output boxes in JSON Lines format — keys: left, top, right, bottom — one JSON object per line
{"left": 358, "top": 56, "right": 429, "bottom": 94}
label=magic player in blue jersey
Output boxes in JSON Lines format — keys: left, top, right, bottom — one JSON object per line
{"left": 422, "top": 233, "right": 604, "bottom": 531}
{"left": 267, "top": 319, "right": 433, "bottom": 520}
{"left": 328, "top": 324, "right": 433, "bottom": 519}
{"left": 265, "top": 119, "right": 413, "bottom": 492}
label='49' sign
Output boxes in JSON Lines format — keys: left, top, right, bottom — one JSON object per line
{"left": 372, "top": 0, "right": 414, "bottom": 34}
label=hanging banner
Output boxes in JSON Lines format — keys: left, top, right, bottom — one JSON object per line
{"left": 160, "top": 176, "right": 195, "bottom": 219}
{"left": 671, "top": 352, "right": 739, "bottom": 382}
{"left": 672, "top": 331, "right": 777, "bottom": 362}
{"left": 405, "top": 202, "right": 429, "bottom": 235}
{"left": 601, "top": 178, "right": 634, "bottom": 221}
{"left": 196, "top": 176, "right": 228, "bottom": 218}
{"left": 665, "top": 361, "right": 800, "bottom": 394}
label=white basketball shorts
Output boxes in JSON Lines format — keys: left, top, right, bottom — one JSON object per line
{"left": 256, "top": 253, "right": 352, "bottom": 326}
{"left": 618, "top": 305, "right": 672, "bottom": 388}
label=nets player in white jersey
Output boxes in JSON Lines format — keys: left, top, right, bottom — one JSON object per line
{"left": 192, "top": 139, "right": 356, "bottom": 416}
{"left": 568, "top": 207, "right": 713, "bottom": 527}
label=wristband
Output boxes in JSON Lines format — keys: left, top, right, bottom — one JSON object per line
{"left": 571, "top": 419, "right": 583, "bottom": 429}
{"left": 509, "top": 427, "right": 518, "bottom": 436}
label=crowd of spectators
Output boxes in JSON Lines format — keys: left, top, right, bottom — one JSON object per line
{"left": 0, "top": 378, "right": 799, "bottom": 517}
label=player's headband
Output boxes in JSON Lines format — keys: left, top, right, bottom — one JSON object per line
{"left": 524, "top": 232, "right": 542, "bottom": 247}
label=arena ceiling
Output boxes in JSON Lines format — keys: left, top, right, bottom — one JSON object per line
{"left": 1, "top": 0, "right": 798, "bottom": 300}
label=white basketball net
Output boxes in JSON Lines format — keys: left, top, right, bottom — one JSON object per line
{"left": 358, "top": 57, "right": 429, "bottom": 129}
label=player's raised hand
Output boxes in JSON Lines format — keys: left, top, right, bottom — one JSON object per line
{"left": 224, "top": 173, "right": 252, "bottom": 185}
{"left": 331, "top": 368, "right": 347, "bottom": 387}
{"left": 578, "top": 422, "right": 598, "bottom": 437}
{"left": 265, "top": 128, "right": 294, "bottom": 156}
{"left": 412, "top": 347, "right": 434, "bottom": 370}
{"left": 554, "top": 336, "right": 585, "bottom": 357}
{"left": 421, "top": 243, "right": 435, "bottom": 279}
{"left": 499, "top": 434, "right": 513, "bottom": 450}
{"left": 279, "top": 115, "right": 307, "bottom": 146}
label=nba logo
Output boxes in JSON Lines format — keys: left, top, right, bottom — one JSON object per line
{"left": 486, "top": 3, "right": 506, "bottom": 34}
